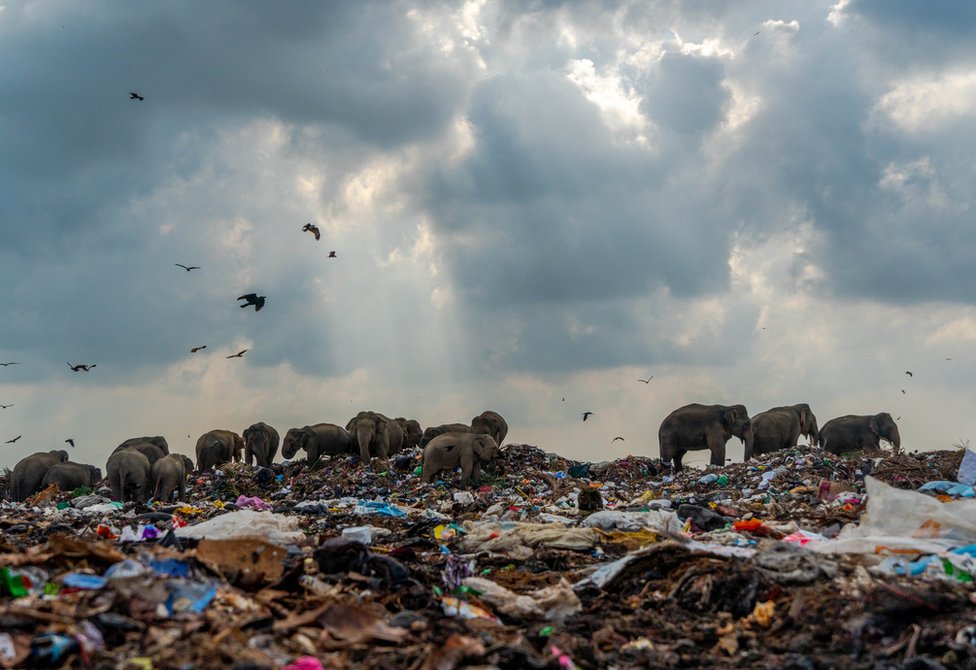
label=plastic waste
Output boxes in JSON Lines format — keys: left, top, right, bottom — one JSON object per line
{"left": 462, "top": 576, "right": 582, "bottom": 622}
{"left": 61, "top": 573, "right": 107, "bottom": 590}
{"left": 284, "top": 657, "right": 326, "bottom": 670}
{"left": 919, "top": 481, "right": 975, "bottom": 497}
{"left": 352, "top": 500, "right": 407, "bottom": 517}
{"left": 581, "top": 509, "right": 683, "bottom": 534}
{"left": 175, "top": 509, "right": 305, "bottom": 545}
{"left": 440, "top": 595, "right": 499, "bottom": 622}
{"left": 341, "top": 526, "right": 373, "bottom": 544}
{"left": 165, "top": 579, "right": 218, "bottom": 616}
{"left": 698, "top": 473, "right": 718, "bottom": 484}
{"left": 235, "top": 494, "right": 274, "bottom": 510}
{"left": 29, "top": 633, "right": 78, "bottom": 666}
{"left": 452, "top": 491, "right": 475, "bottom": 505}
{"left": 959, "top": 446, "right": 976, "bottom": 486}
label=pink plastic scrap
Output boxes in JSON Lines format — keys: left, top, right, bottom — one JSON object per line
{"left": 235, "top": 495, "right": 273, "bottom": 511}
{"left": 283, "top": 657, "right": 325, "bottom": 670}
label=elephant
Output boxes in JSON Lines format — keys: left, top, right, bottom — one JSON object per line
{"left": 419, "top": 422, "right": 471, "bottom": 448}
{"left": 195, "top": 429, "right": 245, "bottom": 471}
{"left": 150, "top": 453, "right": 195, "bottom": 502}
{"left": 116, "top": 436, "right": 169, "bottom": 455}
{"left": 345, "top": 411, "right": 404, "bottom": 465}
{"left": 10, "top": 450, "right": 70, "bottom": 501}
{"left": 111, "top": 441, "right": 166, "bottom": 467}
{"left": 243, "top": 422, "right": 280, "bottom": 468}
{"left": 658, "top": 403, "right": 754, "bottom": 471}
{"left": 395, "top": 418, "right": 423, "bottom": 450}
{"left": 751, "top": 404, "right": 820, "bottom": 456}
{"left": 421, "top": 432, "right": 501, "bottom": 486}
{"left": 471, "top": 410, "right": 508, "bottom": 448}
{"left": 106, "top": 449, "right": 152, "bottom": 503}
{"left": 281, "top": 423, "right": 354, "bottom": 468}
{"left": 819, "top": 413, "right": 901, "bottom": 455}
{"left": 41, "top": 462, "right": 102, "bottom": 492}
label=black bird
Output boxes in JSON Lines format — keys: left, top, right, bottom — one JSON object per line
{"left": 65, "top": 439, "right": 75, "bottom": 448}
{"left": 190, "top": 345, "right": 207, "bottom": 353}
{"left": 226, "top": 349, "right": 248, "bottom": 359}
{"left": 0, "top": 362, "right": 18, "bottom": 366}
{"left": 905, "top": 371, "right": 913, "bottom": 377}
{"left": 328, "top": 251, "right": 337, "bottom": 258}
{"left": 0, "top": 404, "right": 12, "bottom": 409}
{"left": 901, "top": 389, "right": 906, "bottom": 394}
{"left": 611, "top": 436, "right": 625, "bottom": 443}
{"left": 129, "top": 92, "right": 144, "bottom": 101}
{"left": 637, "top": 375, "right": 653, "bottom": 384}
{"left": 237, "top": 293, "right": 266, "bottom": 312}
{"left": 6, "top": 435, "right": 21, "bottom": 444}
{"left": 582, "top": 411, "right": 594, "bottom": 422}
{"left": 175, "top": 263, "right": 200, "bottom": 272}
{"left": 302, "top": 223, "right": 321, "bottom": 241}
{"left": 67, "top": 362, "right": 95, "bottom": 372}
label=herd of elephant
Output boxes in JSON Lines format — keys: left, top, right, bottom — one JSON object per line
{"left": 659, "top": 403, "right": 902, "bottom": 471}
{"left": 5, "top": 410, "right": 509, "bottom": 502}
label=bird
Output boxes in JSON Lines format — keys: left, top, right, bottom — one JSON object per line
{"left": 946, "top": 358, "right": 953, "bottom": 361}
{"left": 754, "top": 31, "right": 761, "bottom": 36}
{"left": 582, "top": 411, "right": 594, "bottom": 421}
{"left": 226, "top": 349, "right": 248, "bottom": 359}
{"left": 190, "top": 345, "right": 207, "bottom": 353}
{"left": 175, "top": 263, "right": 200, "bottom": 272}
{"left": 901, "top": 389, "right": 906, "bottom": 394}
{"left": 611, "top": 436, "right": 625, "bottom": 443}
{"left": 896, "top": 416, "right": 902, "bottom": 421}
{"left": 637, "top": 375, "right": 653, "bottom": 384}
{"left": 905, "top": 371, "right": 913, "bottom": 377}
{"left": 6, "top": 435, "right": 21, "bottom": 444}
{"left": 65, "top": 439, "right": 75, "bottom": 448}
{"left": 237, "top": 293, "right": 266, "bottom": 312}
{"left": 302, "top": 223, "right": 321, "bottom": 241}
{"left": 67, "top": 362, "right": 95, "bottom": 372}
{"left": 0, "top": 404, "right": 13, "bottom": 409}
{"left": 328, "top": 251, "right": 337, "bottom": 258}
{"left": 129, "top": 92, "right": 144, "bottom": 101}
{"left": 0, "top": 362, "right": 18, "bottom": 366}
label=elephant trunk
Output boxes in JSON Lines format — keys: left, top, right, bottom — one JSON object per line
{"left": 887, "top": 425, "right": 901, "bottom": 454}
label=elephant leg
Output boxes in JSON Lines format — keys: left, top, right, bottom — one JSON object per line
{"left": 471, "top": 461, "right": 482, "bottom": 484}
{"left": 308, "top": 445, "right": 321, "bottom": 469}
{"left": 672, "top": 449, "right": 685, "bottom": 472}
{"left": 460, "top": 451, "right": 474, "bottom": 485}
{"left": 706, "top": 431, "right": 726, "bottom": 466}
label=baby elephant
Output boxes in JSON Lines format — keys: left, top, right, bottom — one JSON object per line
{"left": 41, "top": 462, "right": 102, "bottom": 492}
{"left": 422, "top": 432, "right": 500, "bottom": 486}
{"left": 150, "top": 454, "right": 195, "bottom": 502}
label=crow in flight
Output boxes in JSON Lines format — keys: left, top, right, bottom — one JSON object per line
{"left": 582, "top": 411, "right": 594, "bottom": 421}
{"left": 6, "top": 435, "right": 21, "bottom": 443}
{"left": 328, "top": 251, "right": 337, "bottom": 258}
{"left": 175, "top": 263, "right": 200, "bottom": 272}
{"left": 611, "top": 436, "right": 625, "bottom": 443}
{"left": 65, "top": 439, "right": 75, "bottom": 448}
{"left": 0, "top": 362, "right": 18, "bottom": 366}
{"left": 129, "top": 92, "right": 144, "bottom": 101}
{"left": 190, "top": 345, "right": 207, "bottom": 353}
{"left": 905, "top": 371, "right": 913, "bottom": 377}
{"left": 67, "top": 362, "right": 95, "bottom": 372}
{"left": 0, "top": 404, "right": 12, "bottom": 409}
{"left": 237, "top": 294, "right": 266, "bottom": 312}
{"left": 302, "top": 223, "right": 321, "bottom": 241}
{"left": 227, "top": 349, "right": 248, "bottom": 359}
{"left": 637, "top": 375, "right": 653, "bottom": 384}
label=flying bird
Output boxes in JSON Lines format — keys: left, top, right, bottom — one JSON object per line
{"left": 67, "top": 362, "right": 96, "bottom": 372}
{"left": 175, "top": 263, "right": 200, "bottom": 272}
{"left": 901, "top": 389, "right": 906, "bottom": 394}
{"left": 65, "top": 439, "right": 75, "bottom": 448}
{"left": 611, "top": 436, "right": 625, "bottom": 443}
{"left": 905, "top": 371, "right": 913, "bottom": 377}
{"left": 129, "top": 92, "right": 144, "bottom": 101}
{"left": 6, "top": 435, "right": 21, "bottom": 444}
{"left": 226, "top": 349, "right": 248, "bottom": 359}
{"left": 582, "top": 411, "right": 594, "bottom": 422}
{"left": 302, "top": 223, "right": 321, "bottom": 241}
{"left": 328, "top": 251, "right": 337, "bottom": 258}
{"left": 0, "top": 362, "right": 18, "bottom": 366}
{"left": 190, "top": 345, "right": 207, "bottom": 353}
{"left": 637, "top": 375, "right": 653, "bottom": 384}
{"left": 0, "top": 404, "right": 13, "bottom": 409}
{"left": 237, "top": 293, "right": 266, "bottom": 312}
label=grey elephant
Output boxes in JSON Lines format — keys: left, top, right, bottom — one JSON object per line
{"left": 421, "top": 432, "right": 501, "bottom": 486}
{"left": 345, "top": 411, "right": 404, "bottom": 465}
{"left": 195, "top": 429, "right": 245, "bottom": 471}
{"left": 819, "top": 413, "right": 901, "bottom": 455}
{"left": 751, "top": 404, "right": 820, "bottom": 456}
{"left": 419, "top": 422, "right": 471, "bottom": 448}
{"left": 111, "top": 441, "right": 166, "bottom": 467}
{"left": 395, "top": 418, "right": 423, "bottom": 450}
{"left": 106, "top": 449, "right": 152, "bottom": 503}
{"left": 10, "top": 450, "right": 70, "bottom": 501}
{"left": 41, "top": 462, "right": 102, "bottom": 492}
{"left": 658, "top": 403, "right": 754, "bottom": 471}
{"left": 243, "top": 422, "right": 280, "bottom": 468}
{"left": 281, "top": 423, "right": 354, "bottom": 468}
{"left": 116, "top": 435, "right": 169, "bottom": 455}
{"left": 150, "top": 453, "right": 195, "bottom": 502}
{"left": 471, "top": 410, "right": 508, "bottom": 448}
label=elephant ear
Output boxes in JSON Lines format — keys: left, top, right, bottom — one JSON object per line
{"left": 721, "top": 407, "right": 740, "bottom": 431}
{"left": 795, "top": 405, "right": 808, "bottom": 430}
{"left": 472, "top": 437, "right": 487, "bottom": 459}
{"left": 868, "top": 414, "right": 882, "bottom": 436}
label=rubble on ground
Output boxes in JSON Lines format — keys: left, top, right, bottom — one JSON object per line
{"left": 1, "top": 444, "right": 975, "bottom": 669}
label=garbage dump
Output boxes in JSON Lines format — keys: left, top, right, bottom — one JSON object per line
{"left": 1, "top": 444, "right": 975, "bottom": 669}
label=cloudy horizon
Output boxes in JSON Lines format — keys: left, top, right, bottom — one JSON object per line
{"left": 3, "top": 0, "right": 976, "bottom": 472}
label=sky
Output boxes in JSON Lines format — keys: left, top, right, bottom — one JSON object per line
{"left": 3, "top": 0, "right": 976, "bottom": 472}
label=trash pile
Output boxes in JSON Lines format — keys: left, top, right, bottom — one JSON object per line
{"left": 2, "top": 443, "right": 976, "bottom": 669}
